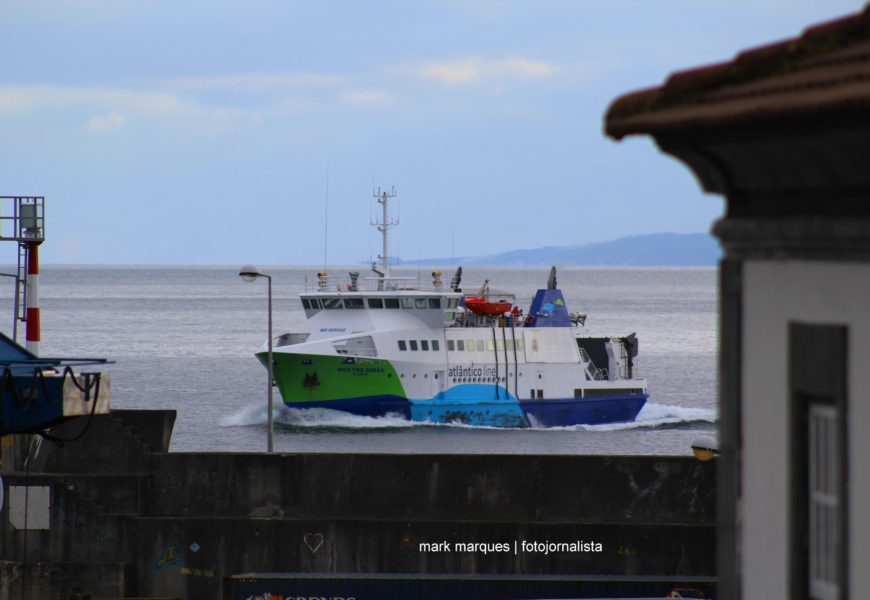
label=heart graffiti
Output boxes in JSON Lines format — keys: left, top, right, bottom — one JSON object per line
{"left": 303, "top": 533, "right": 324, "bottom": 554}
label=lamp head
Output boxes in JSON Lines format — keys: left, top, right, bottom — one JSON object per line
{"left": 239, "top": 264, "right": 263, "bottom": 282}
{"left": 691, "top": 435, "right": 719, "bottom": 461}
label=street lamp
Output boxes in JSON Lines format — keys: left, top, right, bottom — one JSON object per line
{"left": 239, "top": 264, "right": 274, "bottom": 453}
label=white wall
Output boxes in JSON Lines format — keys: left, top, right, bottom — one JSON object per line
{"left": 742, "top": 260, "right": 870, "bottom": 598}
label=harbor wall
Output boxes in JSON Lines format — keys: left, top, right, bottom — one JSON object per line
{"left": 0, "top": 410, "right": 715, "bottom": 599}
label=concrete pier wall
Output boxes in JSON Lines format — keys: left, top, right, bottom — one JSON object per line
{"left": 0, "top": 410, "right": 715, "bottom": 599}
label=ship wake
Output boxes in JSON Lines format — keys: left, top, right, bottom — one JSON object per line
{"left": 222, "top": 401, "right": 716, "bottom": 431}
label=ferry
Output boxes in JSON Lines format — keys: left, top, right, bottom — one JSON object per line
{"left": 253, "top": 190, "right": 648, "bottom": 427}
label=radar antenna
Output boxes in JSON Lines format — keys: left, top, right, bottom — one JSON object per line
{"left": 371, "top": 187, "right": 398, "bottom": 276}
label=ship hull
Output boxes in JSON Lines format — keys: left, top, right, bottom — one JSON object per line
{"left": 261, "top": 352, "right": 648, "bottom": 428}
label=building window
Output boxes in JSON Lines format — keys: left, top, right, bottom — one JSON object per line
{"left": 789, "top": 323, "right": 847, "bottom": 600}
{"left": 808, "top": 402, "right": 839, "bottom": 600}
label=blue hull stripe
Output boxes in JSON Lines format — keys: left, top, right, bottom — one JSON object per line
{"left": 520, "top": 394, "right": 648, "bottom": 427}
{"left": 284, "top": 390, "right": 648, "bottom": 428}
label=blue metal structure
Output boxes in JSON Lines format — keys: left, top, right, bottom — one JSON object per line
{"left": 0, "top": 332, "right": 110, "bottom": 435}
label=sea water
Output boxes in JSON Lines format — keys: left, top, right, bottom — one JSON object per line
{"left": 5, "top": 265, "right": 717, "bottom": 454}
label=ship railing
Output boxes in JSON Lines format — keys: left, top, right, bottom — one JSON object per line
{"left": 578, "top": 347, "right": 609, "bottom": 381}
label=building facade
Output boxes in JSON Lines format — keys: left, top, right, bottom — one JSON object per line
{"left": 606, "top": 6, "right": 870, "bottom": 599}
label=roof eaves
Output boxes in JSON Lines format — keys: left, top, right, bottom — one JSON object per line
{"left": 605, "top": 4, "right": 870, "bottom": 140}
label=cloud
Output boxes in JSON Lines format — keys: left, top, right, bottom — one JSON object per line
{"left": 399, "top": 56, "right": 559, "bottom": 86}
{"left": 171, "top": 72, "right": 347, "bottom": 92}
{"left": 0, "top": 85, "right": 186, "bottom": 115}
{"left": 340, "top": 88, "right": 395, "bottom": 106}
{"left": 0, "top": 84, "right": 261, "bottom": 132}
{"left": 88, "top": 111, "right": 126, "bottom": 134}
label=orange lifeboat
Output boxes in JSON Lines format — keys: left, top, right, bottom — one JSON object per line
{"left": 463, "top": 280, "right": 514, "bottom": 315}
{"left": 464, "top": 296, "right": 513, "bottom": 315}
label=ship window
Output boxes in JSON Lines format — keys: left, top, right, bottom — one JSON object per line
{"left": 457, "top": 340, "right": 465, "bottom": 351}
{"left": 301, "top": 299, "right": 311, "bottom": 309}
{"left": 496, "top": 339, "right": 504, "bottom": 351}
{"left": 431, "top": 340, "right": 439, "bottom": 351}
{"left": 401, "top": 297, "right": 415, "bottom": 309}
{"left": 467, "top": 339, "right": 475, "bottom": 352}
{"left": 428, "top": 298, "right": 441, "bottom": 309}
{"left": 447, "top": 340, "right": 455, "bottom": 351}
{"left": 447, "top": 298, "right": 458, "bottom": 309}
{"left": 277, "top": 333, "right": 310, "bottom": 347}
{"left": 444, "top": 311, "right": 455, "bottom": 321}
{"left": 384, "top": 298, "right": 400, "bottom": 309}
{"left": 409, "top": 340, "right": 419, "bottom": 351}
{"left": 486, "top": 340, "right": 494, "bottom": 351}
{"left": 516, "top": 339, "right": 524, "bottom": 350}
{"left": 415, "top": 298, "right": 428, "bottom": 309}
{"left": 308, "top": 298, "right": 321, "bottom": 309}
{"left": 344, "top": 297, "right": 364, "bottom": 309}
{"left": 398, "top": 340, "right": 407, "bottom": 351}
{"left": 368, "top": 298, "right": 384, "bottom": 309}
{"left": 476, "top": 340, "right": 485, "bottom": 352}
{"left": 421, "top": 340, "right": 429, "bottom": 351}
{"left": 323, "top": 297, "right": 343, "bottom": 309}
{"left": 574, "top": 389, "right": 583, "bottom": 398}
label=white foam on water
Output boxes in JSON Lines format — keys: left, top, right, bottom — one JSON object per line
{"left": 220, "top": 402, "right": 415, "bottom": 429}
{"left": 219, "top": 401, "right": 270, "bottom": 427}
{"left": 221, "top": 401, "right": 716, "bottom": 431}
{"left": 278, "top": 407, "right": 415, "bottom": 429}
{"left": 574, "top": 402, "right": 718, "bottom": 432}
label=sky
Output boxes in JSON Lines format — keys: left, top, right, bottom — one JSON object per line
{"left": 1, "top": 0, "right": 865, "bottom": 265}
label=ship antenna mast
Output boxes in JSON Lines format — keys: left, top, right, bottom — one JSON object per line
{"left": 371, "top": 186, "right": 398, "bottom": 276}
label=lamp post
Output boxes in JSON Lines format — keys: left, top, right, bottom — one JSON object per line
{"left": 239, "top": 264, "right": 274, "bottom": 453}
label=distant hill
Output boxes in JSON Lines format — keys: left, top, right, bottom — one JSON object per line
{"left": 402, "top": 233, "right": 720, "bottom": 266}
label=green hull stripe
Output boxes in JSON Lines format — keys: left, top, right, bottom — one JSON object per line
{"left": 258, "top": 352, "right": 405, "bottom": 404}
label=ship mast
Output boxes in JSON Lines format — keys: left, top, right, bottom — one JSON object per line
{"left": 371, "top": 187, "right": 398, "bottom": 276}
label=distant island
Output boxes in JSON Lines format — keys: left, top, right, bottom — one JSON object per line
{"left": 398, "top": 233, "right": 719, "bottom": 266}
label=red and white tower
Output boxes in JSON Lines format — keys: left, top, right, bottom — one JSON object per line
{"left": 1, "top": 197, "right": 46, "bottom": 354}
{"left": 25, "top": 240, "right": 42, "bottom": 355}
